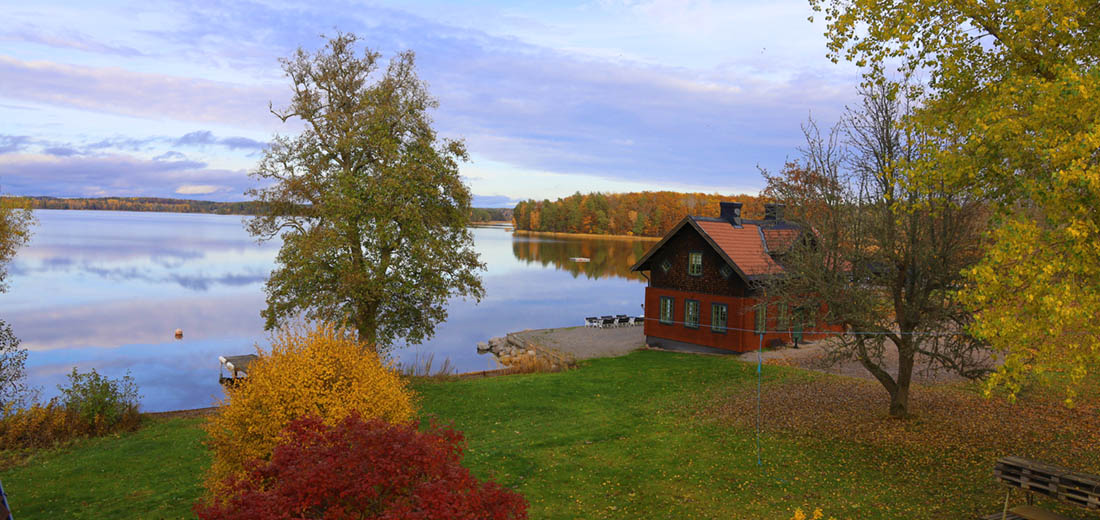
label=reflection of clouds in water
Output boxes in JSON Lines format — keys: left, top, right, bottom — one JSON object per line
{"left": 13, "top": 212, "right": 651, "bottom": 411}
{"left": 42, "top": 256, "right": 74, "bottom": 268}
{"left": 82, "top": 264, "right": 268, "bottom": 291}
{"left": 150, "top": 250, "right": 206, "bottom": 269}
{"left": 395, "top": 266, "right": 644, "bottom": 373}
{"left": 12, "top": 258, "right": 269, "bottom": 291}
{"left": 17, "top": 241, "right": 273, "bottom": 264}
{"left": 170, "top": 272, "right": 268, "bottom": 291}
{"left": 26, "top": 338, "right": 254, "bottom": 412}
{"left": 11, "top": 293, "right": 267, "bottom": 351}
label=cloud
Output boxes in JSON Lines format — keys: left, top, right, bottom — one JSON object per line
{"left": 175, "top": 130, "right": 267, "bottom": 150}
{"left": 1, "top": 0, "right": 860, "bottom": 198}
{"left": 0, "top": 152, "right": 250, "bottom": 201}
{"left": 153, "top": 150, "right": 187, "bottom": 161}
{"left": 0, "top": 135, "right": 30, "bottom": 154}
{"left": 1, "top": 27, "right": 145, "bottom": 57}
{"left": 42, "top": 146, "right": 79, "bottom": 157}
{"left": 10, "top": 131, "right": 265, "bottom": 159}
{"left": 0, "top": 55, "right": 283, "bottom": 127}
{"left": 175, "top": 184, "right": 222, "bottom": 195}
{"left": 126, "top": 1, "right": 857, "bottom": 188}
{"left": 472, "top": 194, "right": 520, "bottom": 208}
{"left": 85, "top": 136, "right": 157, "bottom": 152}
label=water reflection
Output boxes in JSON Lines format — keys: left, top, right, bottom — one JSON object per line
{"left": 511, "top": 233, "right": 655, "bottom": 281}
{"left": 6, "top": 210, "right": 647, "bottom": 412}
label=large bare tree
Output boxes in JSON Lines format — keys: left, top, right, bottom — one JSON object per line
{"left": 247, "top": 34, "right": 484, "bottom": 352}
{"left": 761, "top": 82, "right": 990, "bottom": 418}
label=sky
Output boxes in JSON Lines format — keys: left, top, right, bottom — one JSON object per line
{"left": 0, "top": 0, "right": 860, "bottom": 207}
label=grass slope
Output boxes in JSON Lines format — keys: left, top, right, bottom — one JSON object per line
{"left": 1, "top": 350, "right": 1092, "bottom": 519}
{"left": 0, "top": 417, "right": 208, "bottom": 519}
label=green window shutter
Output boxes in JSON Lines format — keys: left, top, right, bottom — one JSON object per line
{"left": 754, "top": 305, "right": 766, "bottom": 335}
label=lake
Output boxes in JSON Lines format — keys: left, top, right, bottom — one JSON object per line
{"left": 3, "top": 210, "right": 652, "bottom": 412}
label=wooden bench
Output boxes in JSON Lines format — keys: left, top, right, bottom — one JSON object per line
{"left": 981, "top": 456, "right": 1100, "bottom": 520}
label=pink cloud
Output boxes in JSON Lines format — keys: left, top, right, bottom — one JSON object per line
{"left": 0, "top": 55, "right": 284, "bottom": 127}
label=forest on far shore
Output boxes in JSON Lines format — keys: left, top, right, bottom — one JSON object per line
{"left": 23, "top": 196, "right": 512, "bottom": 222}
{"left": 512, "top": 191, "right": 769, "bottom": 237}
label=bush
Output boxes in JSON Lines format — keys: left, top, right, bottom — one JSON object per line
{"left": 502, "top": 347, "right": 577, "bottom": 375}
{"left": 0, "top": 369, "right": 141, "bottom": 451}
{"left": 0, "top": 401, "right": 73, "bottom": 450}
{"left": 195, "top": 413, "right": 528, "bottom": 520}
{"left": 203, "top": 323, "right": 416, "bottom": 493}
{"left": 58, "top": 367, "right": 141, "bottom": 434}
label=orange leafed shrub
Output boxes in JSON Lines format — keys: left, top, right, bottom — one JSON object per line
{"left": 0, "top": 368, "right": 142, "bottom": 452}
{"left": 203, "top": 323, "right": 416, "bottom": 494}
{"left": 0, "top": 401, "right": 73, "bottom": 450}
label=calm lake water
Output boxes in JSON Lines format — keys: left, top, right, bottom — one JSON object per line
{"left": 4, "top": 210, "right": 651, "bottom": 411}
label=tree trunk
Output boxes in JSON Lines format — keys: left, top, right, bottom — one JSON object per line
{"left": 356, "top": 302, "right": 378, "bottom": 352}
{"left": 888, "top": 383, "right": 910, "bottom": 418}
{"left": 889, "top": 337, "right": 917, "bottom": 418}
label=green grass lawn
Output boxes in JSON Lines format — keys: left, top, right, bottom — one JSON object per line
{"left": 1, "top": 350, "right": 1092, "bottom": 519}
{"left": 0, "top": 417, "right": 208, "bottom": 519}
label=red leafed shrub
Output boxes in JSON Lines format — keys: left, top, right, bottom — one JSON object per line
{"left": 194, "top": 413, "right": 528, "bottom": 520}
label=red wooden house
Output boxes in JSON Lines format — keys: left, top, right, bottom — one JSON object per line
{"left": 630, "top": 202, "right": 839, "bottom": 353}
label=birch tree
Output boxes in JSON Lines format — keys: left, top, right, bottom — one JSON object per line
{"left": 811, "top": 0, "right": 1100, "bottom": 403}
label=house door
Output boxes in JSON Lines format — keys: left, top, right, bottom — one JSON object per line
{"left": 791, "top": 308, "right": 805, "bottom": 345}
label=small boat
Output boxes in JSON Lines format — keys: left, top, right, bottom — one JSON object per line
{"left": 569, "top": 257, "right": 590, "bottom": 262}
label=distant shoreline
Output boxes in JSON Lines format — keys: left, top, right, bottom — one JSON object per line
{"left": 513, "top": 229, "right": 661, "bottom": 241}
{"left": 19, "top": 197, "right": 512, "bottom": 222}
{"left": 22, "top": 196, "right": 262, "bottom": 216}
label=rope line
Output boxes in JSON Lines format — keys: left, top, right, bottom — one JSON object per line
{"left": 755, "top": 331, "right": 763, "bottom": 467}
{"left": 598, "top": 315, "right": 969, "bottom": 337}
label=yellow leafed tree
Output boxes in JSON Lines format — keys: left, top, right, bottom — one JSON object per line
{"left": 203, "top": 323, "right": 415, "bottom": 493}
{"left": 810, "top": 0, "right": 1100, "bottom": 403}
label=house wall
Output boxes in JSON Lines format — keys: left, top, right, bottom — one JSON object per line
{"left": 648, "top": 226, "right": 751, "bottom": 296}
{"left": 642, "top": 286, "right": 841, "bottom": 353}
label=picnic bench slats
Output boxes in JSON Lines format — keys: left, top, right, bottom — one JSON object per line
{"left": 1007, "top": 505, "right": 1076, "bottom": 520}
{"left": 981, "top": 513, "right": 1027, "bottom": 520}
{"left": 994, "top": 457, "right": 1100, "bottom": 511}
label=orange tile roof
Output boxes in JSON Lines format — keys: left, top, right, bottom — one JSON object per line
{"left": 762, "top": 228, "right": 800, "bottom": 254}
{"left": 694, "top": 220, "right": 784, "bottom": 277}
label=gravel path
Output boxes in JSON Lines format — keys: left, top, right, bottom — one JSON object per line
{"left": 510, "top": 326, "right": 986, "bottom": 385}
{"left": 511, "top": 325, "right": 646, "bottom": 360}
{"left": 738, "top": 337, "right": 989, "bottom": 384}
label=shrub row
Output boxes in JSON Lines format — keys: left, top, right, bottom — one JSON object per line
{"left": 0, "top": 368, "right": 141, "bottom": 450}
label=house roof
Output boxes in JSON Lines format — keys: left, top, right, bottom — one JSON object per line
{"left": 630, "top": 215, "right": 800, "bottom": 282}
{"left": 761, "top": 228, "right": 800, "bottom": 254}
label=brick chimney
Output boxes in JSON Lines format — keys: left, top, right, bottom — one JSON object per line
{"left": 720, "top": 201, "right": 743, "bottom": 227}
{"left": 764, "top": 203, "right": 785, "bottom": 221}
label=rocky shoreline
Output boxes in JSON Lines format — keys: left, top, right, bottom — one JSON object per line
{"left": 477, "top": 331, "right": 574, "bottom": 370}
